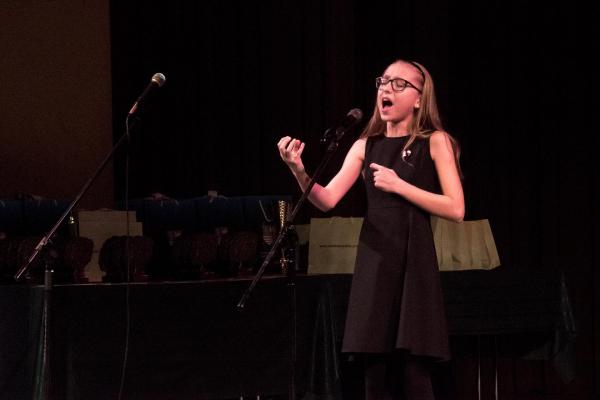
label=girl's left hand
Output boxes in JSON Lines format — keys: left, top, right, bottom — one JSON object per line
{"left": 370, "top": 163, "right": 404, "bottom": 194}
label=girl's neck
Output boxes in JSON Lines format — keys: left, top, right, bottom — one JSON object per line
{"left": 385, "top": 121, "right": 410, "bottom": 137}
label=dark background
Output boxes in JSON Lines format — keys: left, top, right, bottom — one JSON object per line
{"left": 1, "top": 0, "right": 598, "bottom": 398}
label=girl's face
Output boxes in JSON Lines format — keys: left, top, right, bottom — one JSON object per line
{"left": 377, "top": 62, "right": 422, "bottom": 124}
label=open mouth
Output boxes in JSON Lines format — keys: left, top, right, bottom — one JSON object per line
{"left": 381, "top": 97, "right": 393, "bottom": 111}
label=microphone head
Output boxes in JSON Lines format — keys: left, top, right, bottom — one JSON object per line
{"left": 332, "top": 107, "right": 364, "bottom": 140}
{"left": 347, "top": 108, "right": 363, "bottom": 122}
{"left": 151, "top": 73, "right": 166, "bottom": 87}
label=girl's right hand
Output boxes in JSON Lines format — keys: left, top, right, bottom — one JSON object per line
{"left": 277, "top": 136, "right": 306, "bottom": 175}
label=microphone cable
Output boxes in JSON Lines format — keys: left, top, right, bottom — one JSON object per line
{"left": 117, "top": 113, "right": 135, "bottom": 400}
{"left": 116, "top": 73, "right": 165, "bottom": 399}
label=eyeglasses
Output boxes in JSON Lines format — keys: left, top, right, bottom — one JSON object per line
{"left": 375, "top": 76, "right": 422, "bottom": 93}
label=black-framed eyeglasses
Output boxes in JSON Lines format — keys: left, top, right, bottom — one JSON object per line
{"left": 375, "top": 77, "right": 422, "bottom": 93}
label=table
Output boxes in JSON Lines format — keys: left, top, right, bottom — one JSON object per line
{"left": 0, "top": 269, "right": 575, "bottom": 399}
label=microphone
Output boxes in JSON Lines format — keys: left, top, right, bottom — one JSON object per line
{"left": 321, "top": 108, "right": 363, "bottom": 144}
{"left": 128, "top": 72, "right": 166, "bottom": 115}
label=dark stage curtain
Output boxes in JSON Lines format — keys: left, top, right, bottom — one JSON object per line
{"left": 108, "top": 0, "right": 599, "bottom": 241}
{"left": 110, "top": 1, "right": 358, "bottom": 208}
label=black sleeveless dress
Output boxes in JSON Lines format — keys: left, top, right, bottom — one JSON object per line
{"left": 341, "top": 134, "right": 450, "bottom": 361}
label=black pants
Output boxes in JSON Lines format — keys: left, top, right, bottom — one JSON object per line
{"left": 363, "top": 353, "right": 435, "bottom": 400}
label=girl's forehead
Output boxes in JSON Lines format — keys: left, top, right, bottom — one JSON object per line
{"left": 384, "top": 62, "right": 417, "bottom": 79}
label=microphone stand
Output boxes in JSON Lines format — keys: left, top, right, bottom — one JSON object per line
{"left": 237, "top": 127, "right": 351, "bottom": 400}
{"left": 13, "top": 116, "right": 139, "bottom": 400}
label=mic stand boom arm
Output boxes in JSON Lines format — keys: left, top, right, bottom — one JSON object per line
{"left": 237, "top": 133, "right": 344, "bottom": 310}
{"left": 237, "top": 107, "right": 362, "bottom": 305}
{"left": 13, "top": 119, "right": 137, "bottom": 282}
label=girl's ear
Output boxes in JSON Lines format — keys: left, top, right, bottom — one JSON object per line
{"left": 414, "top": 97, "right": 421, "bottom": 109}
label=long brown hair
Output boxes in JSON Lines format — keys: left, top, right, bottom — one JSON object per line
{"left": 360, "top": 59, "right": 461, "bottom": 173}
